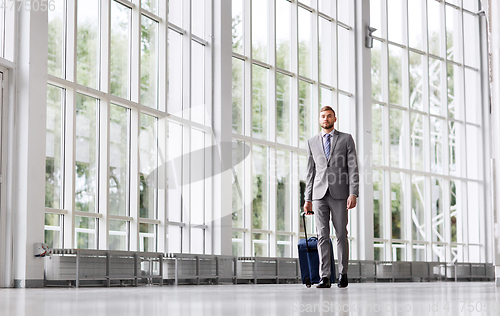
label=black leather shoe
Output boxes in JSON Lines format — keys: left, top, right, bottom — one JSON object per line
{"left": 316, "top": 277, "right": 331, "bottom": 288}
{"left": 338, "top": 274, "right": 348, "bottom": 288}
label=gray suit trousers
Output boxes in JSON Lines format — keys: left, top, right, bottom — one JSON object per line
{"left": 314, "top": 190, "right": 349, "bottom": 278}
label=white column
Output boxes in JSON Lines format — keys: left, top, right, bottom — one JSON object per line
{"left": 14, "top": 7, "right": 48, "bottom": 287}
{"left": 212, "top": 0, "right": 233, "bottom": 256}
{"left": 486, "top": 0, "right": 500, "bottom": 285}
{"left": 354, "top": 0, "right": 374, "bottom": 260}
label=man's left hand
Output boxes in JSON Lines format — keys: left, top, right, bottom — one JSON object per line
{"left": 347, "top": 195, "right": 357, "bottom": 210}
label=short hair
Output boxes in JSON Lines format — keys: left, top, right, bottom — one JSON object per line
{"left": 320, "top": 106, "right": 336, "bottom": 117}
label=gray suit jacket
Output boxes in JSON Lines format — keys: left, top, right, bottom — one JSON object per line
{"left": 305, "top": 130, "right": 359, "bottom": 201}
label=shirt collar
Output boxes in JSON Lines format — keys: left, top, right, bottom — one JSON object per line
{"left": 321, "top": 129, "right": 335, "bottom": 137}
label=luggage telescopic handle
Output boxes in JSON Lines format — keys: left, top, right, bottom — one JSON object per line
{"left": 301, "top": 212, "right": 310, "bottom": 252}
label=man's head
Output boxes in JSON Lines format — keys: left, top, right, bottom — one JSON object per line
{"left": 319, "top": 106, "right": 336, "bottom": 131}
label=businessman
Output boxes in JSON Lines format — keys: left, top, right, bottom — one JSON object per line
{"left": 303, "top": 106, "right": 359, "bottom": 288}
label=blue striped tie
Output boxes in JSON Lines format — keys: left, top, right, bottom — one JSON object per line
{"left": 324, "top": 133, "right": 331, "bottom": 159}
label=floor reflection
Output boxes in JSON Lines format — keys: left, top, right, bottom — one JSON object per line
{"left": 0, "top": 282, "right": 498, "bottom": 316}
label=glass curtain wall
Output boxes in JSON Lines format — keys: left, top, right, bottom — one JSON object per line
{"left": 371, "top": 0, "right": 485, "bottom": 262}
{"left": 231, "top": 0, "right": 356, "bottom": 258}
{"left": 44, "top": 0, "right": 213, "bottom": 254}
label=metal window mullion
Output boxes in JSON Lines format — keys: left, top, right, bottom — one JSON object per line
{"left": 268, "top": 0, "right": 277, "bottom": 257}
{"left": 64, "top": 0, "right": 78, "bottom": 249}
{"left": 444, "top": 178, "right": 453, "bottom": 262}
{"left": 75, "top": 227, "right": 97, "bottom": 234}
{"left": 269, "top": 147, "right": 276, "bottom": 257}
{"left": 428, "top": 53, "right": 445, "bottom": 62}
{"left": 335, "top": 11, "right": 340, "bottom": 114}
{"left": 204, "top": 0, "right": 213, "bottom": 255}
{"left": 297, "top": 1, "right": 313, "bottom": 12}
{"left": 191, "top": 34, "right": 208, "bottom": 46}
{"left": 405, "top": 167, "right": 413, "bottom": 260}
{"left": 182, "top": 125, "right": 191, "bottom": 253}
{"left": 408, "top": 47, "right": 426, "bottom": 55}
{"left": 232, "top": 52, "right": 247, "bottom": 61}
{"left": 424, "top": 173, "right": 433, "bottom": 261}
{"left": 276, "top": 231, "right": 295, "bottom": 236}
{"left": 129, "top": 109, "right": 140, "bottom": 251}
{"left": 446, "top": 60, "right": 462, "bottom": 68}
{"left": 338, "top": 89, "right": 354, "bottom": 98}
{"left": 130, "top": 0, "right": 142, "bottom": 251}
{"left": 409, "top": 108, "right": 428, "bottom": 117}
{"left": 318, "top": 11, "right": 333, "bottom": 22}
{"left": 383, "top": 168, "right": 392, "bottom": 261}
{"left": 97, "top": 99, "right": 110, "bottom": 250}
{"left": 138, "top": 218, "right": 161, "bottom": 225}
{"left": 380, "top": 0, "right": 389, "bottom": 107}
{"left": 458, "top": 180, "right": 468, "bottom": 261}
{"left": 439, "top": 1, "right": 448, "bottom": 118}
{"left": 329, "top": 6, "right": 337, "bottom": 112}
{"left": 204, "top": 133, "right": 213, "bottom": 255}
{"left": 311, "top": 0, "right": 319, "bottom": 128}
{"left": 45, "top": 207, "right": 69, "bottom": 216}
{"left": 109, "top": 230, "right": 128, "bottom": 237}
{"left": 298, "top": 75, "right": 314, "bottom": 85}
{"left": 462, "top": 181, "right": 471, "bottom": 262}
{"left": 165, "top": 221, "right": 186, "bottom": 227}
{"left": 243, "top": 140, "right": 252, "bottom": 256}
{"left": 441, "top": 73, "right": 452, "bottom": 261}
{"left": 182, "top": 0, "right": 191, "bottom": 121}
{"left": 109, "top": 214, "right": 133, "bottom": 221}
{"left": 158, "top": 1, "right": 167, "bottom": 114}
{"left": 130, "top": 0, "right": 141, "bottom": 252}
{"left": 252, "top": 229, "right": 273, "bottom": 234}
{"left": 44, "top": 225, "right": 62, "bottom": 232}
{"left": 422, "top": 114, "right": 431, "bottom": 261}
{"left": 400, "top": 170, "right": 409, "bottom": 261}
{"left": 74, "top": 211, "right": 103, "bottom": 219}
{"left": 387, "top": 41, "right": 405, "bottom": 49}
{"left": 291, "top": 151, "right": 299, "bottom": 258}
{"left": 157, "top": 119, "right": 167, "bottom": 252}
{"left": 181, "top": 1, "right": 192, "bottom": 254}
{"left": 155, "top": 0, "right": 167, "bottom": 254}
{"left": 319, "top": 82, "right": 334, "bottom": 91}
{"left": 379, "top": 0, "right": 390, "bottom": 260}
{"left": 252, "top": 59, "right": 272, "bottom": 70}
{"left": 290, "top": 0, "right": 299, "bottom": 149}
{"left": 443, "top": 119, "right": 451, "bottom": 178}
{"left": 168, "top": 22, "right": 186, "bottom": 35}
{"left": 446, "top": 2, "right": 460, "bottom": 10}
{"left": 114, "top": 0, "right": 135, "bottom": 9}
{"left": 348, "top": 0, "right": 358, "bottom": 258}
{"left": 93, "top": 0, "right": 110, "bottom": 252}
{"left": 101, "top": 0, "right": 111, "bottom": 94}
{"left": 243, "top": 0, "right": 253, "bottom": 257}
{"left": 140, "top": 8, "right": 162, "bottom": 23}
{"left": 131, "top": 0, "right": 141, "bottom": 104}
{"left": 269, "top": 0, "right": 276, "bottom": 143}
{"left": 464, "top": 64, "right": 479, "bottom": 72}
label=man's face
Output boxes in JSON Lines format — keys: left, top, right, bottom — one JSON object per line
{"left": 319, "top": 110, "right": 336, "bottom": 130}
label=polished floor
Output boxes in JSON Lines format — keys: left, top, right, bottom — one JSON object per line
{"left": 1, "top": 282, "right": 499, "bottom": 316}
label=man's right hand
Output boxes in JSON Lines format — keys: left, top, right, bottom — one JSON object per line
{"left": 304, "top": 201, "right": 314, "bottom": 215}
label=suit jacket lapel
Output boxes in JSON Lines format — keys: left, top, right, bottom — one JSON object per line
{"left": 328, "top": 130, "right": 339, "bottom": 162}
